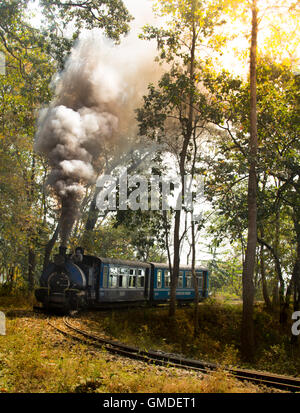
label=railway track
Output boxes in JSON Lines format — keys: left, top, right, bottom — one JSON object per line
{"left": 48, "top": 316, "right": 300, "bottom": 393}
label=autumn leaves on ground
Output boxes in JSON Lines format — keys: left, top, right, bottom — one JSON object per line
{"left": 0, "top": 295, "right": 299, "bottom": 393}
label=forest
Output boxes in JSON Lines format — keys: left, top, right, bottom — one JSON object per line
{"left": 0, "top": 0, "right": 299, "bottom": 367}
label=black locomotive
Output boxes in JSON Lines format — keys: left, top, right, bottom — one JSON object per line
{"left": 35, "top": 246, "right": 209, "bottom": 312}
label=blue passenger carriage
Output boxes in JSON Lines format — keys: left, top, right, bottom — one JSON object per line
{"left": 98, "top": 258, "right": 151, "bottom": 303}
{"left": 149, "top": 262, "right": 209, "bottom": 303}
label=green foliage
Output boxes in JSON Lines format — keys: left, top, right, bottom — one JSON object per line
{"left": 77, "top": 217, "right": 167, "bottom": 263}
{"left": 114, "top": 209, "right": 169, "bottom": 262}
{"left": 0, "top": 1, "right": 57, "bottom": 289}
{"left": 137, "top": 0, "right": 227, "bottom": 147}
{"left": 199, "top": 58, "right": 300, "bottom": 304}
{"left": 260, "top": 344, "right": 298, "bottom": 375}
{"left": 40, "top": 0, "right": 133, "bottom": 67}
{"left": 74, "top": 222, "right": 135, "bottom": 260}
{"left": 41, "top": 0, "right": 132, "bottom": 41}
{"left": 95, "top": 302, "right": 300, "bottom": 376}
{"left": 0, "top": 0, "right": 133, "bottom": 290}
{"left": 209, "top": 251, "right": 243, "bottom": 297}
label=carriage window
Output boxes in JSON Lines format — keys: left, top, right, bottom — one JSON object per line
{"left": 103, "top": 266, "right": 108, "bottom": 288}
{"left": 128, "top": 273, "right": 136, "bottom": 287}
{"left": 178, "top": 271, "right": 183, "bottom": 288}
{"left": 108, "top": 266, "right": 118, "bottom": 288}
{"left": 164, "top": 270, "right": 171, "bottom": 288}
{"left": 157, "top": 270, "right": 162, "bottom": 288}
{"left": 137, "top": 268, "right": 145, "bottom": 288}
{"left": 185, "top": 271, "right": 192, "bottom": 288}
{"left": 109, "top": 272, "right": 118, "bottom": 288}
{"left": 196, "top": 271, "right": 203, "bottom": 289}
{"left": 128, "top": 268, "right": 136, "bottom": 288}
{"left": 203, "top": 271, "right": 207, "bottom": 289}
{"left": 137, "top": 275, "right": 144, "bottom": 287}
{"left": 118, "top": 274, "right": 127, "bottom": 288}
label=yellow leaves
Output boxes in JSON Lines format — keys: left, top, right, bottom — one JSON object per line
{"left": 262, "top": 12, "right": 300, "bottom": 65}
{"left": 219, "top": 0, "right": 300, "bottom": 75}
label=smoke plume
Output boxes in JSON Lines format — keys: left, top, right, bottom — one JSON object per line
{"left": 35, "top": 29, "right": 161, "bottom": 245}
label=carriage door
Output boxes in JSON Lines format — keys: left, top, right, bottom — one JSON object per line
{"left": 88, "top": 265, "right": 97, "bottom": 300}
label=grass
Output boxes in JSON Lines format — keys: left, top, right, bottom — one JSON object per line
{"left": 0, "top": 294, "right": 297, "bottom": 393}
{"left": 0, "top": 295, "right": 264, "bottom": 393}
{"left": 81, "top": 298, "right": 300, "bottom": 377}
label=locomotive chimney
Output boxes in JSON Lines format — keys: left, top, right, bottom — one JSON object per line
{"left": 54, "top": 245, "right": 67, "bottom": 267}
{"left": 59, "top": 246, "right": 67, "bottom": 256}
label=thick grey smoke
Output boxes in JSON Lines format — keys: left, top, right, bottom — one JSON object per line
{"left": 35, "top": 29, "right": 161, "bottom": 246}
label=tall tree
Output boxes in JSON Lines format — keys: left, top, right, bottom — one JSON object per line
{"left": 241, "top": 0, "right": 258, "bottom": 362}
{"left": 212, "top": 0, "right": 299, "bottom": 360}
{"left": 138, "top": 0, "right": 225, "bottom": 316}
{"left": 0, "top": 0, "right": 133, "bottom": 288}
{"left": 201, "top": 53, "right": 299, "bottom": 343}
{"left": 0, "top": 0, "right": 55, "bottom": 289}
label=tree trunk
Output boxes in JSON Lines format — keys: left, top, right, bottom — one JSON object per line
{"left": 258, "top": 237, "right": 286, "bottom": 321}
{"left": 169, "top": 6, "right": 196, "bottom": 317}
{"left": 272, "top": 281, "right": 280, "bottom": 309}
{"left": 241, "top": 0, "right": 258, "bottom": 362}
{"left": 260, "top": 244, "right": 271, "bottom": 310}
{"left": 28, "top": 246, "right": 35, "bottom": 291}
{"left": 85, "top": 187, "right": 101, "bottom": 232}
{"left": 191, "top": 220, "right": 199, "bottom": 336}
{"left": 169, "top": 209, "right": 181, "bottom": 317}
{"left": 43, "top": 223, "right": 60, "bottom": 270}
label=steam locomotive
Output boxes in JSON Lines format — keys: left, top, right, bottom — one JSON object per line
{"left": 35, "top": 246, "right": 209, "bottom": 312}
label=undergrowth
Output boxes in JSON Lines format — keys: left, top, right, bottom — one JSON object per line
{"left": 88, "top": 300, "right": 300, "bottom": 376}
{"left": 0, "top": 306, "right": 259, "bottom": 393}
{"left": 0, "top": 295, "right": 298, "bottom": 393}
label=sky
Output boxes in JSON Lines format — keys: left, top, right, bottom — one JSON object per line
{"left": 123, "top": 0, "right": 156, "bottom": 26}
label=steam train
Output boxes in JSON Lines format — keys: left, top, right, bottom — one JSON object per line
{"left": 35, "top": 246, "right": 209, "bottom": 312}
